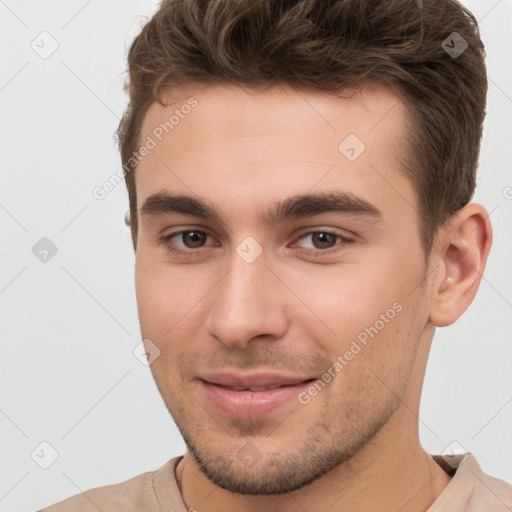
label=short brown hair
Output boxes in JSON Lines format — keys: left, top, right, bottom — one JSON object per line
{"left": 116, "top": 0, "right": 487, "bottom": 253}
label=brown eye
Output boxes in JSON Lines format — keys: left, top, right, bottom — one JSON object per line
{"left": 160, "top": 230, "right": 213, "bottom": 257}
{"left": 309, "top": 232, "right": 338, "bottom": 250}
{"left": 180, "top": 230, "right": 208, "bottom": 248}
{"left": 294, "top": 231, "right": 352, "bottom": 254}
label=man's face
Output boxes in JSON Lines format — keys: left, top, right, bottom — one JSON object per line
{"left": 134, "top": 83, "right": 433, "bottom": 494}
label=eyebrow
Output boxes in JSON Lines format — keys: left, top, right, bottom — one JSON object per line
{"left": 140, "top": 190, "right": 382, "bottom": 227}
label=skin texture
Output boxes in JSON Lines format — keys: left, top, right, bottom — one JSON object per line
{"left": 132, "top": 83, "right": 492, "bottom": 512}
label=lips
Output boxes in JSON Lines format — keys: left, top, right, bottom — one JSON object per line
{"left": 215, "top": 384, "right": 295, "bottom": 391}
{"left": 199, "top": 371, "right": 316, "bottom": 419}
{"left": 200, "top": 371, "right": 314, "bottom": 388}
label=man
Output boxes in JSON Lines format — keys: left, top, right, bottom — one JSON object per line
{"left": 41, "top": 0, "right": 512, "bottom": 510}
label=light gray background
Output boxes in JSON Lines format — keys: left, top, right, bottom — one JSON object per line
{"left": 1, "top": 1, "right": 511, "bottom": 510}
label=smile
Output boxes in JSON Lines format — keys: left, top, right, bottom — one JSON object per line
{"left": 199, "top": 373, "right": 316, "bottom": 419}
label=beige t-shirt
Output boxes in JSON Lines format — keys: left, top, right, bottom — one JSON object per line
{"left": 39, "top": 453, "right": 512, "bottom": 511}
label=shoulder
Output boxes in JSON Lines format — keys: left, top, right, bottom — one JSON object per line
{"left": 37, "top": 459, "right": 176, "bottom": 512}
{"left": 431, "top": 453, "right": 512, "bottom": 511}
{"left": 471, "top": 465, "right": 512, "bottom": 511}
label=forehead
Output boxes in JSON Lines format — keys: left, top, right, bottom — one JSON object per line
{"left": 135, "top": 82, "right": 414, "bottom": 227}
{"left": 140, "top": 82, "right": 404, "bottom": 151}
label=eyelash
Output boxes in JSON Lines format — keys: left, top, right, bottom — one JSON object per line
{"left": 158, "top": 229, "right": 353, "bottom": 258}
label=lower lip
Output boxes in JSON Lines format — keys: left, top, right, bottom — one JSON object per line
{"left": 200, "top": 380, "right": 313, "bottom": 419}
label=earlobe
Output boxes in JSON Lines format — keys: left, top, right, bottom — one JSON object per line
{"left": 429, "top": 203, "right": 492, "bottom": 327}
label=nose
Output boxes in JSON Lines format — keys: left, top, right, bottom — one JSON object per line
{"left": 204, "top": 248, "right": 289, "bottom": 349}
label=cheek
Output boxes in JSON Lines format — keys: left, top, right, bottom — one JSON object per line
{"left": 292, "top": 265, "right": 398, "bottom": 332}
{"left": 135, "top": 254, "right": 158, "bottom": 325}
{"left": 135, "top": 250, "right": 192, "bottom": 323}
{"left": 292, "top": 257, "right": 421, "bottom": 373}
{"left": 134, "top": 252, "right": 177, "bottom": 340}
{"left": 134, "top": 251, "right": 216, "bottom": 361}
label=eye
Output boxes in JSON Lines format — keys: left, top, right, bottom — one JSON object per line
{"left": 159, "top": 229, "right": 214, "bottom": 257}
{"left": 159, "top": 228, "right": 353, "bottom": 258}
{"left": 292, "top": 230, "right": 353, "bottom": 255}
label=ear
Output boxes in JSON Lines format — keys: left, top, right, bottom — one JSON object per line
{"left": 429, "top": 203, "right": 492, "bottom": 327}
